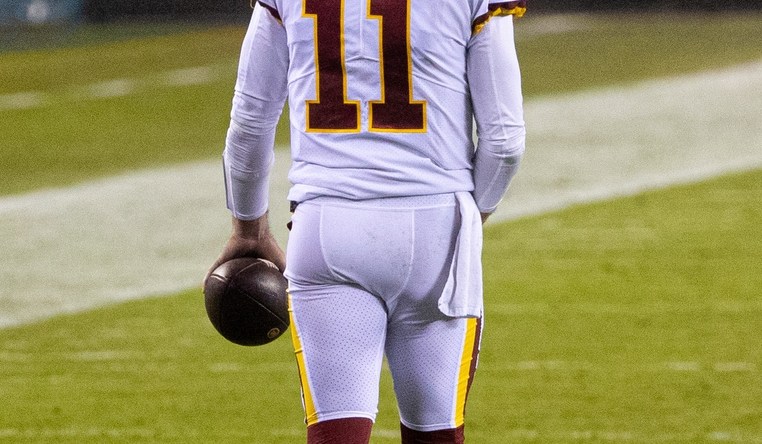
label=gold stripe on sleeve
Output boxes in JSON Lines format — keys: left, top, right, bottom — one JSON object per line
{"left": 473, "top": 2, "right": 527, "bottom": 36}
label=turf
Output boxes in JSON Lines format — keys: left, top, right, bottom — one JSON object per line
{"left": 1, "top": 82, "right": 236, "bottom": 194}
{"left": 2, "top": 13, "right": 762, "bottom": 195}
{"left": 0, "top": 26, "right": 246, "bottom": 92}
{"left": 476, "top": 169, "right": 762, "bottom": 441}
{"left": 518, "top": 13, "right": 762, "bottom": 96}
{"left": 2, "top": 11, "right": 762, "bottom": 443}
{"left": 1, "top": 169, "right": 759, "bottom": 442}
{"left": 0, "top": 20, "right": 225, "bottom": 54}
{"left": 0, "top": 26, "right": 247, "bottom": 195}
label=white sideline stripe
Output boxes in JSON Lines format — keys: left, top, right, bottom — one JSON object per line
{"left": 491, "top": 59, "right": 762, "bottom": 222}
{"left": 1, "top": 61, "right": 761, "bottom": 328}
{"left": 0, "top": 161, "right": 267, "bottom": 327}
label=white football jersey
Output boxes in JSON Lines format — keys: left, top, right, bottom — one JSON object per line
{"left": 246, "top": 0, "right": 525, "bottom": 203}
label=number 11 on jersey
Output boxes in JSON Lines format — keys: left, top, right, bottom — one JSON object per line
{"left": 304, "top": 0, "right": 427, "bottom": 133}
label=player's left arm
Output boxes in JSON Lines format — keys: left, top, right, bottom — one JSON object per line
{"left": 467, "top": 10, "right": 526, "bottom": 222}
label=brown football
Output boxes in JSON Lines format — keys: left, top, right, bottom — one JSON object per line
{"left": 204, "top": 257, "right": 289, "bottom": 346}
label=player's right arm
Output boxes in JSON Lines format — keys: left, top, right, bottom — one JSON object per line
{"left": 223, "top": 2, "right": 289, "bottom": 222}
{"left": 467, "top": 6, "right": 527, "bottom": 221}
{"left": 206, "top": 3, "right": 289, "bottom": 281}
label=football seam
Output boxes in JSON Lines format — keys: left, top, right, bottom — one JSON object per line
{"left": 206, "top": 274, "right": 232, "bottom": 328}
{"left": 228, "top": 281, "right": 289, "bottom": 327}
{"left": 232, "top": 260, "right": 288, "bottom": 325}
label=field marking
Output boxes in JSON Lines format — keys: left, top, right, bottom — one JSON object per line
{"left": 83, "top": 79, "right": 137, "bottom": 99}
{"left": 1, "top": 427, "right": 759, "bottom": 442}
{"left": 0, "top": 428, "right": 156, "bottom": 439}
{"left": 517, "top": 14, "right": 589, "bottom": 38}
{"left": 0, "top": 19, "right": 581, "bottom": 112}
{"left": 486, "top": 429, "right": 762, "bottom": 443}
{"left": 482, "top": 360, "right": 758, "bottom": 373}
{"left": 0, "top": 64, "right": 232, "bottom": 111}
{"left": 0, "top": 91, "right": 49, "bottom": 109}
{"left": 161, "top": 66, "right": 218, "bottom": 87}
{"left": 490, "top": 300, "right": 762, "bottom": 315}
{"left": 1, "top": 60, "right": 761, "bottom": 328}
{"left": 492, "top": 58, "right": 762, "bottom": 221}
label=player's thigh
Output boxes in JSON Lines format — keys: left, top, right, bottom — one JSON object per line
{"left": 385, "top": 315, "right": 482, "bottom": 432}
{"left": 287, "top": 203, "right": 388, "bottom": 423}
{"left": 289, "top": 285, "right": 388, "bottom": 425}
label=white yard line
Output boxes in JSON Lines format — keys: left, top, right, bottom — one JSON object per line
{"left": 0, "top": 91, "right": 50, "bottom": 110}
{"left": 517, "top": 14, "right": 590, "bottom": 38}
{"left": 0, "top": 64, "right": 230, "bottom": 111}
{"left": 494, "top": 429, "right": 762, "bottom": 443}
{"left": 1, "top": 60, "right": 761, "bottom": 328}
{"left": 489, "top": 300, "right": 762, "bottom": 316}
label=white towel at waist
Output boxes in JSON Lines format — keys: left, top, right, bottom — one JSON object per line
{"left": 438, "top": 191, "right": 484, "bottom": 318}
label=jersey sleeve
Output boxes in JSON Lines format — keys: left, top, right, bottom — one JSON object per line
{"left": 467, "top": 12, "right": 526, "bottom": 214}
{"left": 472, "top": 1, "right": 526, "bottom": 36}
{"left": 254, "top": 0, "right": 282, "bottom": 23}
{"left": 223, "top": 3, "right": 289, "bottom": 220}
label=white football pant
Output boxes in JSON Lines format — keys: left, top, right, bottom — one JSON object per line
{"left": 285, "top": 194, "right": 482, "bottom": 432}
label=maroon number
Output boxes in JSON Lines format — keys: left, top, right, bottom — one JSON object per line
{"left": 304, "top": 0, "right": 360, "bottom": 132}
{"left": 368, "top": 0, "right": 426, "bottom": 132}
{"left": 304, "top": 0, "right": 426, "bottom": 133}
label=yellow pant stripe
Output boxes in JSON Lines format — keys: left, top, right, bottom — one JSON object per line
{"left": 454, "top": 317, "right": 480, "bottom": 426}
{"left": 289, "top": 294, "right": 318, "bottom": 425}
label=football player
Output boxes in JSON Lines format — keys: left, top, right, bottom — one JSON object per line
{"left": 206, "top": 0, "right": 526, "bottom": 442}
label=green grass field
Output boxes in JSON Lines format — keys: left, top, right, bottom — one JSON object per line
{"left": 1, "top": 12, "right": 761, "bottom": 443}
{"left": 2, "top": 170, "right": 759, "bottom": 442}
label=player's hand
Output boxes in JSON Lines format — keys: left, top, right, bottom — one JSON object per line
{"left": 204, "top": 213, "right": 286, "bottom": 287}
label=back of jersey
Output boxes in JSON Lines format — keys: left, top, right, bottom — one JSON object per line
{"left": 260, "top": 0, "right": 486, "bottom": 202}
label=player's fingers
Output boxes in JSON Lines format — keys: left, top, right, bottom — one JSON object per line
{"left": 204, "top": 233, "right": 286, "bottom": 291}
{"left": 203, "top": 238, "right": 244, "bottom": 288}
{"left": 260, "top": 238, "right": 286, "bottom": 272}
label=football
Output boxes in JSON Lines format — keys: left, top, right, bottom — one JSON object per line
{"left": 204, "top": 257, "right": 289, "bottom": 346}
